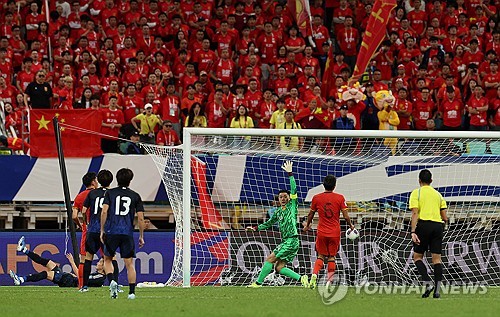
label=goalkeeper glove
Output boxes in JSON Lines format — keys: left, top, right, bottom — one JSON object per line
{"left": 246, "top": 226, "right": 257, "bottom": 232}
{"left": 281, "top": 160, "right": 293, "bottom": 175}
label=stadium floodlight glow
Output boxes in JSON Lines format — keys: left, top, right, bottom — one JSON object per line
{"left": 142, "top": 128, "right": 500, "bottom": 288}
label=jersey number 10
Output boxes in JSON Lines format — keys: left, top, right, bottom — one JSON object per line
{"left": 115, "top": 196, "right": 132, "bottom": 216}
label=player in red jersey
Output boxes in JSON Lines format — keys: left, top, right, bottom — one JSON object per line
{"left": 303, "top": 175, "right": 354, "bottom": 289}
{"left": 72, "top": 172, "right": 98, "bottom": 289}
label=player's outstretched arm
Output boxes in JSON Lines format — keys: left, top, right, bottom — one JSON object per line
{"left": 66, "top": 253, "right": 79, "bottom": 275}
{"left": 341, "top": 208, "right": 355, "bottom": 230}
{"left": 248, "top": 210, "right": 279, "bottom": 232}
{"left": 281, "top": 160, "right": 293, "bottom": 175}
{"left": 282, "top": 160, "right": 297, "bottom": 200}
{"left": 282, "top": 161, "right": 299, "bottom": 221}
{"left": 303, "top": 209, "right": 316, "bottom": 232}
{"left": 281, "top": 160, "right": 295, "bottom": 189}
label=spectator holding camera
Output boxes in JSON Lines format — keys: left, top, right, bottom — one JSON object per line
{"left": 131, "top": 103, "right": 162, "bottom": 144}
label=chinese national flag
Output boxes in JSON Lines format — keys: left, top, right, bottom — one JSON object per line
{"left": 350, "top": 0, "right": 397, "bottom": 84}
{"left": 295, "top": 106, "right": 330, "bottom": 129}
{"left": 314, "top": 110, "right": 332, "bottom": 128}
{"left": 29, "top": 109, "right": 103, "bottom": 158}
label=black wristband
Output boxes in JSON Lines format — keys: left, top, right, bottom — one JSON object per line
{"left": 411, "top": 231, "right": 416, "bottom": 234}
{"left": 288, "top": 172, "right": 293, "bottom": 176}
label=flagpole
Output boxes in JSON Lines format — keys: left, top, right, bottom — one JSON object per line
{"left": 303, "top": 0, "right": 314, "bottom": 43}
{"left": 53, "top": 117, "right": 80, "bottom": 265}
{"left": 44, "top": 0, "right": 53, "bottom": 68}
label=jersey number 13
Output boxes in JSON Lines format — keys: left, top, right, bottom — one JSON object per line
{"left": 115, "top": 196, "right": 132, "bottom": 216}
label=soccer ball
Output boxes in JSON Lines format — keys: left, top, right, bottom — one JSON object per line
{"left": 346, "top": 228, "right": 359, "bottom": 241}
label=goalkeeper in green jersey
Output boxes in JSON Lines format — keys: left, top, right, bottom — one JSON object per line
{"left": 246, "top": 161, "right": 309, "bottom": 288}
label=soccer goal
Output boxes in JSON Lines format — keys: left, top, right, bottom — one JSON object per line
{"left": 142, "top": 128, "right": 500, "bottom": 288}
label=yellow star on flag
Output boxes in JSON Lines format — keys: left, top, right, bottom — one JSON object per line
{"left": 36, "top": 115, "right": 50, "bottom": 131}
{"left": 59, "top": 117, "right": 66, "bottom": 131}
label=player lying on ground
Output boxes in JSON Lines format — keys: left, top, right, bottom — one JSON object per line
{"left": 246, "top": 161, "right": 309, "bottom": 288}
{"left": 303, "top": 175, "right": 354, "bottom": 289}
{"left": 9, "top": 236, "right": 107, "bottom": 288}
{"left": 85, "top": 258, "right": 107, "bottom": 288}
{"left": 9, "top": 236, "right": 80, "bottom": 287}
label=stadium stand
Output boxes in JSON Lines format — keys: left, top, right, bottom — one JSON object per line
{"left": 0, "top": 0, "right": 497, "bottom": 153}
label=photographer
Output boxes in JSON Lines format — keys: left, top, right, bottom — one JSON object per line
{"left": 461, "top": 63, "right": 482, "bottom": 89}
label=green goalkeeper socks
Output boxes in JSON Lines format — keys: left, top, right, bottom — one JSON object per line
{"left": 256, "top": 262, "right": 301, "bottom": 284}
{"left": 279, "top": 267, "right": 300, "bottom": 281}
{"left": 256, "top": 261, "right": 274, "bottom": 284}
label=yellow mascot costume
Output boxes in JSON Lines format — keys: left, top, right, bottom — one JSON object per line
{"left": 374, "top": 90, "right": 400, "bottom": 155}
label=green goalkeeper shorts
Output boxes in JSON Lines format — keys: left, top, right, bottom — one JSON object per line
{"left": 274, "top": 237, "right": 300, "bottom": 263}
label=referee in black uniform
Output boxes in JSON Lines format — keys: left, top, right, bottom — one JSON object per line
{"left": 24, "top": 71, "right": 53, "bottom": 109}
{"left": 409, "top": 169, "right": 448, "bottom": 298}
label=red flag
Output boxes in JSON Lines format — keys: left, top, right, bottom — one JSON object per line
{"left": 295, "top": 106, "right": 330, "bottom": 129}
{"left": 321, "top": 43, "right": 335, "bottom": 98}
{"left": 288, "top": 0, "right": 312, "bottom": 37}
{"left": 29, "top": 109, "right": 102, "bottom": 158}
{"left": 191, "top": 156, "right": 229, "bottom": 230}
{"left": 350, "top": 0, "right": 397, "bottom": 84}
{"left": 314, "top": 109, "right": 332, "bottom": 128}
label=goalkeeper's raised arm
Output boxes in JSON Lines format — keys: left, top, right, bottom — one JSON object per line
{"left": 247, "top": 160, "right": 298, "bottom": 235}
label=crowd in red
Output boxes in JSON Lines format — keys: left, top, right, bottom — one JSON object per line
{"left": 0, "top": 0, "right": 499, "bottom": 155}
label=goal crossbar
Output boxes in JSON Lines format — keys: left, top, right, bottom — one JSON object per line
{"left": 183, "top": 128, "right": 500, "bottom": 139}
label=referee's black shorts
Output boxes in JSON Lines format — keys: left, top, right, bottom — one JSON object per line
{"left": 414, "top": 220, "right": 444, "bottom": 255}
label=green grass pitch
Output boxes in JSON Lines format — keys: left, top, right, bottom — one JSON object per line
{"left": 0, "top": 286, "right": 498, "bottom": 317}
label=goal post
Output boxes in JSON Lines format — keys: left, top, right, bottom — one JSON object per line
{"left": 143, "top": 128, "right": 500, "bottom": 288}
{"left": 182, "top": 130, "right": 192, "bottom": 288}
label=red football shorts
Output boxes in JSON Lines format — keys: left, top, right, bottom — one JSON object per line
{"left": 315, "top": 235, "right": 340, "bottom": 257}
{"left": 80, "top": 229, "right": 87, "bottom": 255}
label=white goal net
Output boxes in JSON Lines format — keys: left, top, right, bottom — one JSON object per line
{"left": 142, "top": 129, "right": 500, "bottom": 287}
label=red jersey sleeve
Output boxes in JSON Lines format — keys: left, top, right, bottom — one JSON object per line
{"left": 73, "top": 190, "right": 90, "bottom": 210}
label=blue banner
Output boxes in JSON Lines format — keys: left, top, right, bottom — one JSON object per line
{"left": 0, "top": 232, "right": 175, "bottom": 286}
{"left": 0, "top": 154, "right": 498, "bottom": 203}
